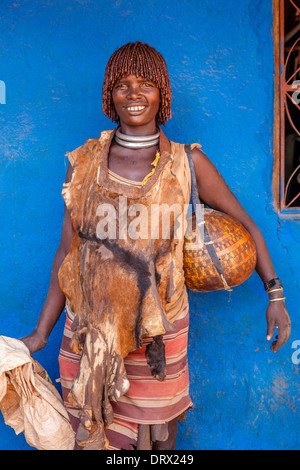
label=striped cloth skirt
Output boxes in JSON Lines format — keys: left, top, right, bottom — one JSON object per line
{"left": 58, "top": 304, "right": 192, "bottom": 450}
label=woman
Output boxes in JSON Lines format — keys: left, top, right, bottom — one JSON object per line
{"left": 20, "top": 42, "right": 291, "bottom": 450}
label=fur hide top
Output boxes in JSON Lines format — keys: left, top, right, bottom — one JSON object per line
{"left": 58, "top": 128, "right": 200, "bottom": 449}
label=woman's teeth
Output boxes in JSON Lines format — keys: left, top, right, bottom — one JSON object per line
{"left": 127, "top": 106, "right": 145, "bottom": 111}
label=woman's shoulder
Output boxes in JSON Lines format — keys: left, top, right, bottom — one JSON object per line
{"left": 191, "top": 145, "right": 217, "bottom": 171}
{"left": 168, "top": 137, "right": 202, "bottom": 153}
{"left": 65, "top": 130, "right": 114, "bottom": 167}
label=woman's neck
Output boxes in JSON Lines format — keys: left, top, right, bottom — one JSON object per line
{"left": 118, "top": 121, "right": 158, "bottom": 136}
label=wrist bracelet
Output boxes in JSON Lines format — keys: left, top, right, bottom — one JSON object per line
{"left": 264, "top": 277, "right": 282, "bottom": 292}
{"left": 269, "top": 297, "right": 286, "bottom": 302}
{"left": 267, "top": 287, "right": 283, "bottom": 294}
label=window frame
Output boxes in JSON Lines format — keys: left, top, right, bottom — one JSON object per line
{"left": 273, "top": 0, "right": 300, "bottom": 216}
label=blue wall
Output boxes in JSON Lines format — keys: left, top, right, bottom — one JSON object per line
{"left": 1, "top": 0, "right": 299, "bottom": 450}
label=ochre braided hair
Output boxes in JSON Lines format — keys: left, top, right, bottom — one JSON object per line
{"left": 102, "top": 41, "right": 172, "bottom": 125}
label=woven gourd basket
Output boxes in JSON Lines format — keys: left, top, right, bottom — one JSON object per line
{"left": 183, "top": 209, "right": 257, "bottom": 292}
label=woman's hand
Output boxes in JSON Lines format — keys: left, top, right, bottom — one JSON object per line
{"left": 266, "top": 301, "right": 291, "bottom": 353}
{"left": 19, "top": 329, "right": 48, "bottom": 355}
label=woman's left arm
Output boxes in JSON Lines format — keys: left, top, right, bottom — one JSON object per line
{"left": 192, "top": 147, "right": 291, "bottom": 352}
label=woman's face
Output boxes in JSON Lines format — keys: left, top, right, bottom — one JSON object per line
{"left": 112, "top": 74, "right": 160, "bottom": 133}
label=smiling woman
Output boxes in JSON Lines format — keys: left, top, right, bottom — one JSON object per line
{"left": 19, "top": 41, "right": 291, "bottom": 451}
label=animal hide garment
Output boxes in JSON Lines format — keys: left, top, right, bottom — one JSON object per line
{"left": 58, "top": 129, "right": 196, "bottom": 449}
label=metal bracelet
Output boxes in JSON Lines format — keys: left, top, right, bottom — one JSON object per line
{"left": 267, "top": 287, "right": 283, "bottom": 294}
{"left": 269, "top": 297, "right": 286, "bottom": 302}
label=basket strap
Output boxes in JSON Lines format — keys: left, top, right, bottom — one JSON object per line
{"left": 184, "top": 144, "right": 232, "bottom": 291}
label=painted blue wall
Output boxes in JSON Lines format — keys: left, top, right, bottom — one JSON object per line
{"left": 1, "top": 0, "right": 299, "bottom": 450}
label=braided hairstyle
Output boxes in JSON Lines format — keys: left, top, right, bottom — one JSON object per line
{"left": 102, "top": 41, "right": 172, "bottom": 125}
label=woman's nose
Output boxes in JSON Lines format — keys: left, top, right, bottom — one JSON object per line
{"left": 127, "top": 85, "right": 141, "bottom": 100}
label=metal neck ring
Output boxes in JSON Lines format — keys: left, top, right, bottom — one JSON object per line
{"left": 114, "top": 135, "right": 159, "bottom": 149}
{"left": 116, "top": 127, "right": 160, "bottom": 143}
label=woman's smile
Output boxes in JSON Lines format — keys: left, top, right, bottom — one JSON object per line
{"left": 125, "top": 104, "right": 147, "bottom": 114}
{"left": 126, "top": 106, "right": 146, "bottom": 112}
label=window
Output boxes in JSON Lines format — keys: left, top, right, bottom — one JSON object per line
{"left": 274, "top": 0, "right": 300, "bottom": 214}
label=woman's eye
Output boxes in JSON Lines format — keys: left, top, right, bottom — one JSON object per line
{"left": 114, "top": 83, "right": 127, "bottom": 90}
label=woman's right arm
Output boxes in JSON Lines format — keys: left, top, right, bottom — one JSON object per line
{"left": 20, "top": 163, "right": 74, "bottom": 354}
